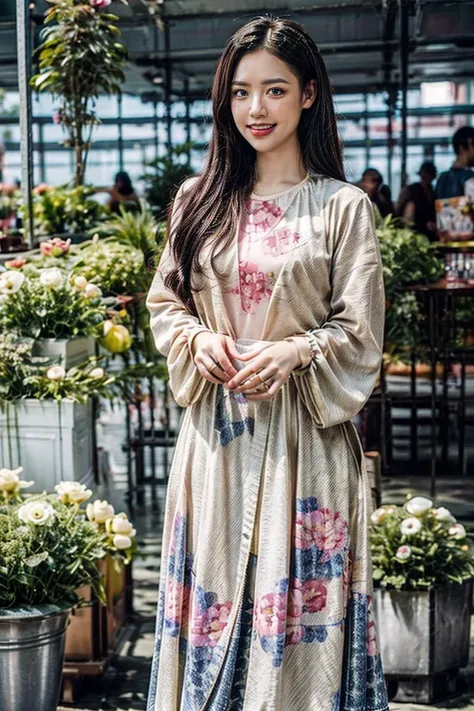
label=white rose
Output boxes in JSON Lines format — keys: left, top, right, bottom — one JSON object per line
{"left": 448, "top": 523, "right": 467, "bottom": 540}
{"left": 0, "top": 467, "right": 34, "bottom": 493}
{"left": 73, "top": 275, "right": 88, "bottom": 290}
{"left": 434, "top": 507, "right": 456, "bottom": 523}
{"left": 47, "top": 365, "right": 66, "bottom": 380}
{"left": 0, "top": 271, "right": 25, "bottom": 294}
{"left": 406, "top": 496, "right": 432, "bottom": 516}
{"left": 396, "top": 545, "right": 412, "bottom": 560}
{"left": 84, "top": 283, "right": 102, "bottom": 299}
{"left": 370, "top": 505, "right": 397, "bottom": 525}
{"left": 107, "top": 513, "right": 136, "bottom": 536}
{"left": 86, "top": 499, "right": 114, "bottom": 524}
{"left": 55, "top": 481, "right": 92, "bottom": 505}
{"left": 400, "top": 517, "right": 422, "bottom": 536}
{"left": 18, "top": 500, "right": 55, "bottom": 525}
{"left": 40, "top": 267, "right": 64, "bottom": 288}
{"left": 113, "top": 534, "right": 132, "bottom": 550}
{"left": 90, "top": 367, "right": 105, "bottom": 379}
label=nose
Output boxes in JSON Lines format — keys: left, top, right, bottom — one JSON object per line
{"left": 249, "top": 93, "right": 267, "bottom": 118}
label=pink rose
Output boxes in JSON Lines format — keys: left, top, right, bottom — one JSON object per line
{"left": 191, "top": 600, "right": 232, "bottom": 647}
{"left": 295, "top": 508, "right": 348, "bottom": 557}
{"left": 90, "top": 0, "right": 111, "bottom": 7}
{"left": 255, "top": 591, "right": 287, "bottom": 637}
{"left": 301, "top": 580, "right": 327, "bottom": 613}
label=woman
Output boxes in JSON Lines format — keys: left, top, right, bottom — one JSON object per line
{"left": 146, "top": 17, "right": 388, "bottom": 711}
{"left": 107, "top": 171, "right": 141, "bottom": 213}
{"left": 395, "top": 161, "right": 437, "bottom": 240}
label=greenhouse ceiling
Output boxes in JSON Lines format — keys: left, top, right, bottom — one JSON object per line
{"left": 0, "top": 0, "right": 473, "bottom": 99}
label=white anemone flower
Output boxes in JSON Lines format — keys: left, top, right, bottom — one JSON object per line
{"left": 86, "top": 499, "right": 115, "bottom": 524}
{"left": 448, "top": 523, "right": 467, "bottom": 540}
{"left": 39, "top": 267, "right": 63, "bottom": 288}
{"left": 84, "top": 283, "right": 102, "bottom": 299}
{"left": 400, "top": 517, "right": 422, "bottom": 536}
{"left": 0, "top": 467, "right": 34, "bottom": 494}
{"left": 406, "top": 496, "right": 432, "bottom": 516}
{"left": 18, "top": 500, "right": 55, "bottom": 526}
{"left": 434, "top": 507, "right": 456, "bottom": 523}
{"left": 89, "top": 367, "right": 105, "bottom": 379}
{"left": 47, "top": 365, "right": 66, "bottom": 380}
{"left": 396, "top": 545, "right": 412, "bottom": 560}
{"left": 0, "top": 271, "right": 25, "bottom": 294}
{"left": 55, "top": 481, "right": 92, "bottom": 505}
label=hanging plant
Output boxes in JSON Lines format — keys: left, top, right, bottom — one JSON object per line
{"left": 31, "top": 0, "right": 128, "bottom": 187}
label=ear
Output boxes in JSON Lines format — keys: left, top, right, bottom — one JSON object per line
{"left": 302, "top": 79, "right": 317, "bottom": 109}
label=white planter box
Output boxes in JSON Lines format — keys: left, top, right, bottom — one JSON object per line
{"left": 0, "top": 400, "right": 93, "bottom": 491}
{"left": 32, "top": 337, "right": 95, "bottom": 370}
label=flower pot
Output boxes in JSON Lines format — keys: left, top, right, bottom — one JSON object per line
{"left": 0, "top": 399, "right": 93, "bottom": 491}
{"left": 32, "top": 336, "right": 95, "bottom": 370}
{"left": 0, "top": 604, "right": 71, "bottom": 711}
{"left": 373, "top": 581, "right": 473, "bottom": 702}
{"left": 64, "top": 586, "right": 106, "bottom": 661}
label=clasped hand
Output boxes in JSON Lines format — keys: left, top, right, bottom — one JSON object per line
{"left": 191, "top": 333, "right": 300, "bottom": 401}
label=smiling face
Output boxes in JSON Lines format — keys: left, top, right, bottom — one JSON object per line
{"left": 230, "top": 49, "right": 316, "bottom": 155}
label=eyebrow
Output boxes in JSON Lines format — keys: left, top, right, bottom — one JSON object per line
{"left": 231, "top": 78, "right": 291, "bottom": 86}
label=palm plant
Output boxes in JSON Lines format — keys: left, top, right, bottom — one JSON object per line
{"left": 31, "top": 0, "right": 128, "bottom": 187}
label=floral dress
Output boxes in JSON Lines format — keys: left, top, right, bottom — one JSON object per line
{"left": 146, "top": 174, "right": 389, "bottom": 711}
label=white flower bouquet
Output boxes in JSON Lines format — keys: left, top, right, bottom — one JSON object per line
{"left": 0, "top": 468, "right": 138, "bottom": 608}
{"left": 370, "top": 496, "right": 474, "bottom": 590}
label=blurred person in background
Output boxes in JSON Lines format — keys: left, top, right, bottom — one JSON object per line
{"left": 395, "top": 160, "right": 437, "bottom": 240}
{"left": 358, "top": 167, "right": 393, "bottom": 217}
{"left": 436, "top": 126, "right": 474, "bottom": 199}
{"left": 95, "top": 171, "right": 141, "bottom": 213}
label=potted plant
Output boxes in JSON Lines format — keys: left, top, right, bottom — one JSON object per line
{"left": 370, "top": 496, "right": 474, "bottom": 702}
{"left": 25, "top": 184, "right": 108, "bottom": 242}
{"left": 376, "top": 216, "right": 444, "bottom": 371}
{"left": 31, "top": 0, "right": 127, "bottom": 188}
{"left": 0, "top": 264, "right": 107, "bottom": 368}
{"left": 140, "top": 143, "right": 193, "bottom": 219}
{"left": 0, "top": 334, "right": 116, "bottom": 488}
{"left": 0, "top": 471, "right": 136, "bottom": 711}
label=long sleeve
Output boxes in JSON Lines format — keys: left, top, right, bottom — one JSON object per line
{"left": 146, "top": 182, "right": 212, "bottom": 407}
{"left": 291, "top": 191, "right": 384, "bottom": 428}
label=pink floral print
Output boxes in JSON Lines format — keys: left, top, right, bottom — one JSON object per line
{"left": 191, "top": 599, "right": 232, "bottom": 648}
{"left": 228, "top": 260, "right": 274, "bottom": 314}
{"left": 255, "top": 591, "right": 288, "bottom": 637}
{"left": 262, "top": 227, "right": 301, "bottom": 257}
{"left": 295, "top": 506, "right": 349, "bottom": 560}
{"left": 241, "top": 200, "right": 283, "bottom": 237}
{"left": 166, "top": 577, "right": 190, "bottom": 629}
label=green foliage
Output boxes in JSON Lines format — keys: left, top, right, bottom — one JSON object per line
{"left": 0, "top": 334, "right": 115, "bottom": 404}
{"left": 377, "top": 216, "right": 444, "bottom": 360}
{"left": 0, "top": 334, "right": 34, "bottom": 402}
{"left": 0, "top": 268, "right": 106, "bottom": 339}
{"left": 25, "top": 184, "right": 108, "bottom": 236}
{"left": 31, "top": 0, "right": 127, "bottom": 186}
{"left": 72, "top": 237, "right": 151, "bottom": 296}
{"left": 0, "top": 480, "right": 138, "bottom": 608}
{"left": 141, "top": 143, "right": 193, "bottom": 218}
{"left": 0, "top": 495, "right": 105, "bottom": 607}
{"left": 91, "top": 207, "right": 165, "bottom": 271}
{"left": 370, "top": 497, "right": 474, "bottom": 591}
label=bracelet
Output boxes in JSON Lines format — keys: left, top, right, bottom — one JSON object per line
{"left": 304, "top": 331, "right": 319, "bottom": 360}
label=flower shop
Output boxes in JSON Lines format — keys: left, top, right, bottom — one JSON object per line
{"left": 1, "top": 0, "right": 474, "bottom": 709}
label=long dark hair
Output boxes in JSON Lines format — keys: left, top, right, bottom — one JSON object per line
{"left": 115, "top": 171, "right": 134, "bottom": 196}
{"left": 166, "top": 17, "right": 345, "bottom": 316}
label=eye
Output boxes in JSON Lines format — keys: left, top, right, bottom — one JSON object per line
{"left": 232, "top": 89, "right": 248, "bottom": 98}
{"left": 268, "top": 87, "right": 286, "bottom": 96}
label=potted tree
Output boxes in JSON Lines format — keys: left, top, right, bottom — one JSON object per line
{"left": 370, "top": 496, "right": 474, "bottom": 702}
{"left": 31, "top": 0, "right": 127, "bottom": 188}
{"left": 0, "top": 470, "right": 136, "bottom": 711}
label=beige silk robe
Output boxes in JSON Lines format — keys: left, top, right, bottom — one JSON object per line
{"left": 146, "top": 174, "right": 389, "bottom": 711}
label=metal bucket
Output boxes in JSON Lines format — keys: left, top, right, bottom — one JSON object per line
{"left": 0, "top": 605, "right": 71, "bottom": 711}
